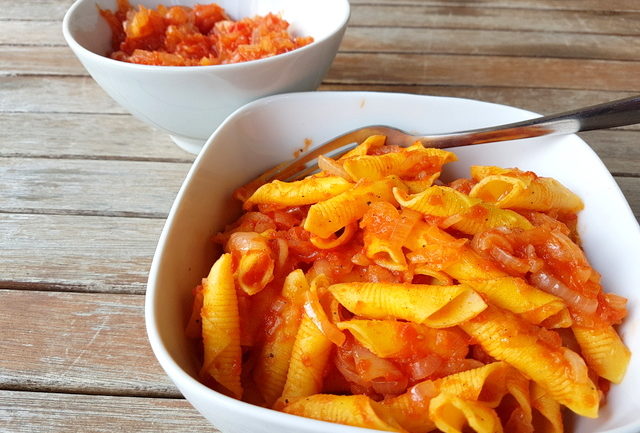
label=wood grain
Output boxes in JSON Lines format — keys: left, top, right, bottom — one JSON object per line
{"left": 5, "top": 0, "right": 640, "bottom": 27}
{"left": 0, "top": 214, "right": 163, "bottom": 294}
{"left": 0, "top": 290, "right": 177, "bottom": 395}
{"left": 349, "top": 0, "right": 640, "bottom": 11}
{"left": 6, "top": 22, "right": 640, "bottom": 64}
{"left": 349, "top": 4, "right": 640, "bottom": 35}
{"left": 2, "top": 0, "right": 640, "bottom": 430}
{"left": 0, "top": 20, "right": 64, "bottom": 45}
{"left": 327, "top": 53, "right": 640, "bottom": 91}
{"left": 342, "top": 27, "right": 640, "bottom": 61}
{"left": 3, "top": 75, "right": 637, "bottom": 116}
{"left": 0, "top": 390, "right": 217, "bottom": 432}
{"left": 0, "top": 112, "right": 194, "bottom": 161}
{"left": 0, "top": 76, "right": 124, "bottom": 114}
{"left": 0, "top": 157, "right": 189, "bottom": 217}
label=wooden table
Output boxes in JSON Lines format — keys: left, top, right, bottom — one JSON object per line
{"left": 1, "top": 1, "right": 639, "bottom": 431}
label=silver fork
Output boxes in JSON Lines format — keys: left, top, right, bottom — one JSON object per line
{"left": 254, "top": 95, "right": 640, "bottom": 184}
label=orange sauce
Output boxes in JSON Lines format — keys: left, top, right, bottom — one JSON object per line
{"left": 99, "top": 0, "right": 313, "bottom": 66}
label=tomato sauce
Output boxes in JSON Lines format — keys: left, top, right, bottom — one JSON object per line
{"left": 100, "top": 0, "right": 314, "bottom": 66}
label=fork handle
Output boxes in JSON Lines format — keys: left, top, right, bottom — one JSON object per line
{"left": 423, "top": 95, "right": 640, "bottom": 148}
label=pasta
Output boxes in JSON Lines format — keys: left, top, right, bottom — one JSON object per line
{"left": 188, "top": 134, "right": 629, "bottom": 432}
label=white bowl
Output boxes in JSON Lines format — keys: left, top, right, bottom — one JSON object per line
{"left": 62, "top": 0, "right": 349, "bottom": 154}
{"left": 146, "top": 91, "right": 640, "bottom": 433}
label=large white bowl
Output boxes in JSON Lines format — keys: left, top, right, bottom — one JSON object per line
{"left": 146, "top": 91, "right": 640, "bottom": 433}
{"left": 62, "top": 0, "right": 349, "bottom": 154}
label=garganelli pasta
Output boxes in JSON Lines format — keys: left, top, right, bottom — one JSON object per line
{"left": 188, "top": 135, "right": 630, "bottom": 432}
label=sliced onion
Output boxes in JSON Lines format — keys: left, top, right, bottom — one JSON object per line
{"left": 409, "top": 380, "right": 438, "bottom": 403}
{"left": 228, "top": 231, "right": 269, "bottom": 254}
{"left": 471, "top": 229, "right": 512, "bottom": 253}
{"left": 490, "top": 246, "right": 530, "bottom": 274}
{"left": 441, "top": 213, "right": 464, "bottom": 229}
{"left": 548, "top": 230, "right": 588, "bottom": 265}
{"left": 407, "top": 353, "right": 443, "bottom": 382}
{"left": 318, "top": 155, "right": 351, "bottom": 180}
{"left": 605, "top": 293, "right": 628, "bottom": 311}
{"left": 371, "top": 378, "right": 408, "bottom": 395}
{"left": 353, "top": 345, "right": 404, "bottom": 382}
{"left": 562, "top": 347, "right": 588, "bottom": 381}
{"left": 304, "top": 284, "right": 346, "bottom": 346}
{"left": 530, "top": 271, "right": 598, "bottom": 314}
{"left": 274, "top": 238, "right": 289, "bottom": 271}
{"left": 335, "top": 348, "right": 367, "bottom": 387}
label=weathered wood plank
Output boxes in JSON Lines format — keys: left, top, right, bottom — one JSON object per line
{"left": 349, "top": 0, "right": 640, "bottom": 11}
{"left": 0, "top": 390, "right": 216, "bottom": 432}
{"left": 0, "top": 46, "right": 83, "bottom": 76}
{"left": 616, "top": 176, "right": 640, "bottom": 220}
{"left": 5, "top": 23, "right": 640, "bottom": 64}
{"left": 0, "top": 112, "right": 194, "bottom": 161}
{"left": 5, "top": 75, "right": 637, "bottom": 116}
{"left": 579, "top": 130, "right": 640, "bottom": 176}
{"left": 342, "top": 27, "right": 640, "bottom": 61}
{"left": 0, "top": 177, "right": 637, "bottom": 296}
{"left": 1, "top": 115, "right": 638, "bottom": 180}
{"left": 5, "top": 48, "right": 640, "bottom": 92}
{"left": 0, "top": 290, "right": 178, "bottom": 396}
{"left": 319, "top": 84, "right": 638, "bottom": 118}
{"left": 3, "top": 0, "right": 640, "bottom": 22}
{"left": 0, "top": 157, "right": 189, "bottom": 217}
{"left": 0, "top": 47, "right": 640, "bottom": 96}
{"left": 0, "top": 214, "right": 163, "bottom": 293}
{"left": 0, "top": 20, "right": 64, "bottom": 45}
{"left": 0, "top": 0, "right": 73, "bottom": 21}
{"left": 349, "top": 5, "right": 640, "bottom": 35}
{"left": 0, "top": 76, "right": 124, "bottom": 114}
{"left": 326, "top": 53, "right": 640, "bottom": 92}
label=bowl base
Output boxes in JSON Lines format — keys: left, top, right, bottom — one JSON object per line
{"left": 170, "top": 134, "right": 206, "bottom": 154}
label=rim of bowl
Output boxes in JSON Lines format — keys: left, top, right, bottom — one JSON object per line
{"left": 145, "top": 91, "right": 640, "bottom": 433}
{"left": 145, "top": 90, "right": 640, "bottom": 433}
{"left": 62, "top": 0, "right": 351, "bottom": 73}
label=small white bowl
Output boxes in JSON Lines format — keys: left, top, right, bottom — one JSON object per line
{"left": 62, "top": 0, "right": 349, "bottom": 154}
{"left": 146, "top": 91, "right": 640, "bottom": 433}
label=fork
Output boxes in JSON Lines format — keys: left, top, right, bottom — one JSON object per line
{"left": 253, "top": 95, "right": 640, "bottom": 185}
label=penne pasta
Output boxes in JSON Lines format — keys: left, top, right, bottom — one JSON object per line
{"left": 329, "top": 282, "right": 487, "bottom": 327}
{"left": 253, "top": 269, "right": 309, "bottom": 405}
{"left": 573, "top": 324, "right": 631, "bottom": 384}
{"left": 283, "top": 394, "right": 408, "bottom": 432}
{"left": 192, "top": 134, "right": 628, "bottom": 433}
{"left": 460, "top": 306, "right": 599, "bottom": 418}
{"left": 469, "top": 166, "right": 584, "bottom": 213}
{"left": 304, "top": 176, "right": 405, "bottom": 238}
{"left": 394, "top": 185, "right": 533, "bottom": 235}
{"left": 200, "top": 253, "right": 243, "bottom": 399}
{"left": 244, "top": 176, "right": 353, "bottom": 209}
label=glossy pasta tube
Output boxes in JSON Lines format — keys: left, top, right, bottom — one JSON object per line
{"left": 469, "top": 166, "right": 584, "bottom": 213}
{"left": 304, "top": 176, "right": 405, "bottom": 238}
{"left": 342, "top": 147, "right": 456, "bottom": 182}
{"left": 276, "top": 311, "right": 332, "bottom": 408}
{"left": 429, "top": 393, "right": 503, "bottom": 433}
{"left": 283, "top": 394, "right": 409, "bottom": 432}
{"left": 200, "top": 253, "right": 243, "bottom": 398}
{"left": 253, "top": 269, "right": 308, "bottom": 405}
{"left": 329, "top": 282, "right": 487, "bottom": 327}
{"left": 460, "top": 277, "right": 571, "bottom": 327}
{"left": 460, "top": 306, "right": 599, "bottom": 418}
{"left": 531, "top": 382, "right": 564, "bottom": 433}
{"left": 244, "top": 176, "right": 353, "bottom": 209}
{"left": 336, "top": 319, "right": 469, "bottom": 359}
{"left": 572, "top": 324, "right": 630, "bottom": 383}
{"left": 382, "top": 362, "right": 516, "bottom": 433}
{"left": 394, "top": 186, "right": 533, "bottom": 235}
